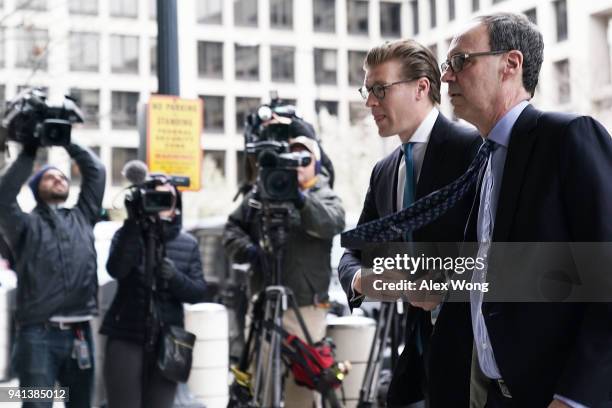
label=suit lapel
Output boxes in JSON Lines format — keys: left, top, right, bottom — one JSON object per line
{"left": 492, "top": 105, "right": 541, "bottom": 242}
{"left": 416, "top": 115, "right": 448, "bottom": 199}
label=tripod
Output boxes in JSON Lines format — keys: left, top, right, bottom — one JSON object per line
{"left": 230, "top": 203, "right": 342, "bottom": 408}
{"left": 357, "top": 302, "right": 406, "bottom": 408}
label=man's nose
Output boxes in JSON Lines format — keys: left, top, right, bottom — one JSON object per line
{"left": 441, "top": 67, "right": 455, "bottom": 83}
{"left": 365, "top": 92, "right": 378, "bottom": 108}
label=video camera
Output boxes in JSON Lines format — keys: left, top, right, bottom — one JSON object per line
{"left": 244, "top": 94, "right": 313, "bottom": 202}
{"left": 124, "top": 172, "right": 190, "bottom": 220}
{"left": 0, "top": 88, "right": 84, "bottom": 147}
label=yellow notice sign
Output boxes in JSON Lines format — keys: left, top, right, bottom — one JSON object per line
{"left": 147, "top": 95, "right": 203, "bottom": 191}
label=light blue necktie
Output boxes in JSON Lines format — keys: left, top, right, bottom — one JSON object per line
{"left": 403, "top": 143, "right": 415, "bottom": 241}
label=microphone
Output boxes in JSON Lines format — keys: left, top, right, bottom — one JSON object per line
{"left": 122, "top": 160, "right": 149, "bottom": 185}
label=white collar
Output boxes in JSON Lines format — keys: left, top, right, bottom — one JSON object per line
{"left": 405, "top": 107, "right": 439, "bottom": 144}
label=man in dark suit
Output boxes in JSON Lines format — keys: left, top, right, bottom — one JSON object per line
{"left": 439, "top": 13, "right": 612, "bottom": 407}
{"left": 337, "top": 39, "right": 480, "bottom": 407}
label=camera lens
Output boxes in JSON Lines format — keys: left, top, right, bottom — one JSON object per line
{"left": 263, "top": 169, "right": 296, "bottom": 200}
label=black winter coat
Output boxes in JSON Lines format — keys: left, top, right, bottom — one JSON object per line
{"left": 100, "top": 216, "right": 207, "bottom": 343}
{"left": 0, "top": 145, "right": 106, "bottom": 324}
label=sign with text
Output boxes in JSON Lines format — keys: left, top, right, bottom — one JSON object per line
{"left": 147, "top": 95, "right": 202, "bottom": 191}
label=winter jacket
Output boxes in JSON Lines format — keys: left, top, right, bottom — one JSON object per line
{"left": 100, "top": 214, "right": 207, "bottom": 343}
{"left": 223, "top": 175, "right": 345, "bottom": 306}
{"left": 0, "top": 144, "right": 106, "bottom": 324}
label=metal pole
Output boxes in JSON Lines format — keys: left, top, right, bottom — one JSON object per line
{"left": 156, "top": 0, "right": 180, "bottom": 95}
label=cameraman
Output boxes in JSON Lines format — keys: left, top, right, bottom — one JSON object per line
{"left": 0, "top": 141, "right": 105, "bottom": 407}
{"left": 100, "top": 179, "right": 207, "bottom": 408}
{"left": 223, "top": 134, "right": 345, "bottom": 407}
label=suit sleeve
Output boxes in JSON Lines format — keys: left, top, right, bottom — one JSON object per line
{"left": 338, "top": 164, "right": 381, "bottom": 308}
{"left": 555, "top": 116, "right": 612, "bottom": 405}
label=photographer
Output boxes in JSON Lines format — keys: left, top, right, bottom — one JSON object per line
{"left": 0, "top": 141, "right": 105, "bottom": 407}
{"left": 223, "top": 133, "right": 345, "bottom": 407}
{"left": 100, "top": 179, "right": 207, "bottom": 408}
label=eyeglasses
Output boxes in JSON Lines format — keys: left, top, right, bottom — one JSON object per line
{"left": 358, "top": 80, "right": 414, "bottom": 100}
{"left": 440, "top": 50, "right": 509, "bottom": 74}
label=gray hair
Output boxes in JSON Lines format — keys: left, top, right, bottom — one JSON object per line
{"left": 477, "top": 12, "right": 544, "bottom": 96}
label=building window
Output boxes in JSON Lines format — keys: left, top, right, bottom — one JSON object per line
{"left": 472, "top": 0, "right": 479, "bottom": 12}
{"left": 271, "top": 46, "right": 295, "bottom": 82}
{"left": 429, "top": 0, "right": 436, "bottom": 28}
{"left": 112, "top": 147, "right": 138, "bottom": 186}
{"left": 347, "top": 0, "right": 368, "bottom": 35}
{"left": 313, "top": 0, "right": 335, "bottom": 32}
{"left": 448, "top": 0, "right": 455, "bottom": 21}
{"left": 15, "top": 27, "right": 49, "bottom": 70}
{"left": 202, "top": 150, "right": 226, "bottom": 184}
{"left": 349, "top": 101, "right": 368, "bottom": 125}
{"left": 554, "top": 0, "right": 568, "bottom": 42}
{"left": 197, "top": 41, "right": 223, "bottom": 78}
{"left": 197, "top": 0, "right": 222, "bottom": 24}
{"left": 111, "top": 35, "right": 139, "bottom": 74}
{"left": 236, "top": 97, "right": 261, "bottom": 132}
{"left": 348, "top": 50, "right": 366, "bottom": 86}
{"left": 492, "top": 0, "right": 504, "bottom": 3}
{"left": 524, "top": 8, "right": 537, "bottom": 25}
{"left": 314, "top": 48, "right": 337, "bottom": 85}
{"left": 200, "top": 95, "right": 224, "bottom": 132}
{"left": 69, "top": 0, "right": 97, "bottom": 15}
{"left": 411, "top": 0, "right": 419, "bottom": 35}
{"left": 0, "top": 28, "right": 4, "bottom": 69}
{"left": 111, "top": 91, "right": 139, "bottom": 128}
{"left": 315, "top": 100, "right": 338, "bottom": 116}
{"left": 15, "top": 0, "right": 45, "bottom": 10}
{"left": 0, "top": 85, "right": 5, "bottom": 116}
{"left": 69, "top": 32, "right": 99, "bottom": 72}
{"left": 234, "top": 0, "right": 258, "bottom": 27}
{"left": 554, "top": 59, "right": 570, "bottom": 104}
{"left": 150, "top": 37, "right": 157, "bottom": 75}
{"left": 235, "top": 44, "right": 259, "bottom": 81}
{"left": 236, "top": 151, "right": 246, "bottom": 184}
{"left": 270, "top": 0, "right": 292, "bottom": 29}
{"left": 380, "top": 2, "right": 401, "bottom": 37}
{"left": 110, "top": 0, "right": 137, "bottom": 18}
{"left": 69, "top": 89, "right": 100, "bottom": 128}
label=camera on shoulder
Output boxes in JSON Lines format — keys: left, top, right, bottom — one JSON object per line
{"left": 0, "top": 88, "right": 84, "bottom": 147}
{"left": 244, "top": 94, "right": 312, "bottom": 203}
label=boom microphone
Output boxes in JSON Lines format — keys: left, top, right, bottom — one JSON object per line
{"left": 122, "top": 160, "right": 149, "bottom": 185}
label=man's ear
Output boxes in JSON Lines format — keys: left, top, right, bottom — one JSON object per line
{"left": 504, "top": 50, "right": 523, "bottom": 77}
{"left": 415, "top": 77, "right": 430, "bottom": 101}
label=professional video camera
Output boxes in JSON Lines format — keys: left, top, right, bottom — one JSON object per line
{"left": 0, "top": 88, "right": 84, "bottom": 147}
{"left": 122, "top": 160, "right": 190, "bottom": 221}
{"left": 244, "top": 95, "right": 313, "bottom": 203}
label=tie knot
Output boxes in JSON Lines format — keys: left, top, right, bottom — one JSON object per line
{"left": 403, "top": 142, "right": 414, "bottom": 155}
{"left": 481, "top": 139, "right": 498, "bottom": 156}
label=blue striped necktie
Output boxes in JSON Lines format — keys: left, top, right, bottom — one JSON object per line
{"left": 342, "top": 140, "right": 496, "bottom": 248}
{"left": 403, "top": 143, "right": 415, "bottom": 241}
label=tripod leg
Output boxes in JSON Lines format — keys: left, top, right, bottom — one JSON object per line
{"left": 358, "top": 302, "right": 396, "bottom": 406}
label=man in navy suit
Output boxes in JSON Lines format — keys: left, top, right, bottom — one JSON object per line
{"left": 438, "top": 12, "right": 612, "bottom": 407}
{"left": 337, "top": 39, "right": 480, "bottom": 407}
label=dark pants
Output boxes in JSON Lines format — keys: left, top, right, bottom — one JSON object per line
{"left": 104, "top": 338, "right": 177, "bottom": 408}
{"left": 12, "top": 322, "right": 94, "bottom": 408}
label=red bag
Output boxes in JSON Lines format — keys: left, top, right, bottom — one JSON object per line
{"left": 282, "top": 335, "right": 344, "bottom": 391}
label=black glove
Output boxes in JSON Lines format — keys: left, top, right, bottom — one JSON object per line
{"left": 158, "top": 257, "right": 177, "bottom": 280}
